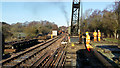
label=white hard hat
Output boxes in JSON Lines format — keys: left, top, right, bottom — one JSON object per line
{"left": 98, "top": 30, "right": 100, "bottom": 32}
{"left": 95, "top": 30, "right": 96, "bottom": 32}
{"left": 86, "top": 32, "right": 88, "bottom": 35}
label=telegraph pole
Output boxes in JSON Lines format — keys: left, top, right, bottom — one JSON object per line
{"left": 115, "top": 1, "right": 120, "bottom": 48}
{"left": 118, "top": 2, "right": 120, "bottom": 48}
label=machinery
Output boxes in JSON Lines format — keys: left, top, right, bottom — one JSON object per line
{"left": 70, "top": 0, "right": 82, "bottom": 43}
{"left": 71, "top": 0, "right": 80, "bottom": 36}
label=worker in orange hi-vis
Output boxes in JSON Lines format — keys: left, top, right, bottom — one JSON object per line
{"left": 98, "top": 30, "right": 101, "bottom": 41}
{"left": 86, "top": 32, "right": 90, "bottom": 51}
{"left": 93, "top": 30, "right": 97, "bottom": 42}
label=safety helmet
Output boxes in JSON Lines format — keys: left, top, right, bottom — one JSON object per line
{"left": 86, "top": 32, "right": 88, "bottom": 35}
{"left": 98, "top": 30, "right": 100, "bottom": 32}
{"left": 95, "top": 30, "right": 96, "bottom": 32}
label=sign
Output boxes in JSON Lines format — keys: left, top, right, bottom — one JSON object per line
{"left": 52, "top": 30, "right": 57, "bottom": 36}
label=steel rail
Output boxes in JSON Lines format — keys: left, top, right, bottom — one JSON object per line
{"left": 2, "top": 36, "right": 61, "bottom": 68}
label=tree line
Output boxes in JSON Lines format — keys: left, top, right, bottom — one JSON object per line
{"left": 0, "top": 20, "right": 58, "bottom": 41}
{"left": 80, "top": 2, "right": 120, "bottom": 39}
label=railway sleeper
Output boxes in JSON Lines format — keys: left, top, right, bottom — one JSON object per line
{"left": 53, "top": 51, "right": 64, "bottom": 67}
{"left": 3, "top": 40, "right": 57, "bottom": 67}
{"left": 30, "top": 50, "right": 51, "bottom": 66}
{"left": 20, "top": 51, "right": 47, "bottom": 66}
{"left": 44, "top": 49, "right": 60, "bottom": 67}
{"left": 31, "top": 52, "right": 50, "bottom": 67}
{"left": 43, "top": 48, "right": 62, "bottom": 67}
{"left": 51, "top": 48, "right": 64, "bottom": 67}
{"left": 2, "top": 36, "right": 58, "bottom": 65}
{"left": 58, "top": 51, "right": 66, "bottom": 67}
{"left": 2, "top": 36, "right": 63, "bottom": 68}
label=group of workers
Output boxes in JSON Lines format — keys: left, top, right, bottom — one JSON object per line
{"left": 93, "top": 30, "right": 101, "bottom": 42}
{"left": 86, "top": 30, "right": 101, "bottom": 51}
{"left": 86, "top": 30, "right": 101, "bottom": 43}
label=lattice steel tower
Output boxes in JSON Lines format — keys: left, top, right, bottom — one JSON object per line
{"left": 71, "top": 0, "right": 80, "bottom": 36}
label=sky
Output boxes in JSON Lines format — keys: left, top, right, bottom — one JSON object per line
{"left": 1, "top": 1, "right": 116, "bottom": 27}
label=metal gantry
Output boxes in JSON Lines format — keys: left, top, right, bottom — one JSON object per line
{"left": 71, "top": 0, "right": 80, "bottom": 36}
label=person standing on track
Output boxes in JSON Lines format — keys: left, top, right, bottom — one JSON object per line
{"left": 93, "top": 30, "right": 97, "bottom": 42}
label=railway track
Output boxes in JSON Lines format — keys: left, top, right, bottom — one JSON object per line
{"left": 2, "top": 34, "right": 114, "bottom": 68}
{"left": 35, "top": 44, "right": 66, "bottom": 68}
{"left": 33, "top": 35, "right": 67, "bottom": 68}
{"left": 2, "top": 34, "right": 67, "bottom": 68}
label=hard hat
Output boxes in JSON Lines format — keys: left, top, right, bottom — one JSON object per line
{"left": 86, "top": 32, "right": 88, "bottom": 35}
{"left": 98, "top": 30, "right": 100, "bottom": 32}
{"left": 95, "top": 30, "right": 96, "bottom": 32}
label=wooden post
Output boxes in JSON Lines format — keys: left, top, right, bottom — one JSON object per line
{"left": 118, "top": 12, "right": 120, "bottom": 48}
{"left": 79, "top": 29, "right": 82, "bottom": 44}
{"left": 0, "top": 32, "right": 4, "bottom": 61}
{"left": 118, "top": 3, "right": 120, "bottom": 48}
